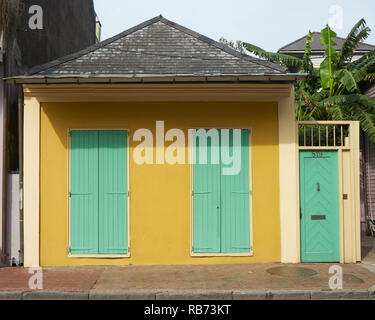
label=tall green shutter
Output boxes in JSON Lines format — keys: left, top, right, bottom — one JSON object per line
{"left": 70, "top": 130, "right": 128, "bottom": 255}
{"left": 193, "top": 132, "right": 221, "bottom": 253}
{"left": 70, "top": 131, "right": 99, "bottom": 254}
{"left": 99, "top": 131, "right": 128, "bottom": 254}
{"left": 221, "top": 130, "right": 251, "bottom": 253}
{"left": 193, "top": 129, "right": 251, "bottom": 254}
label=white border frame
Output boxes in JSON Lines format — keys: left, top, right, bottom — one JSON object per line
{"left": 189, "top": 127, "right": 254, "bottom": 257}
{"left": 67, "top": 128, "right": 131, "bottom": 259}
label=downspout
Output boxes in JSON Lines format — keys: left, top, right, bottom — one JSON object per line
{"left": 1, "top": 52, "right": 8, "bottom": 265}
{"left": 18, "top": 85, "right": 23, "bottom": 265}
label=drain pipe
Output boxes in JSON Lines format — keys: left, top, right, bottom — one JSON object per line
{"left": 1, "top": 52, "right": 8, "bottom": 265}
{"left": 18, "top": 85, "right": 23, "bottom": 265}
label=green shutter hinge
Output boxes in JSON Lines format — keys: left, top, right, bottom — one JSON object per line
{"left": 69, "top": 192, "right": 72, "bottom": 197}
{"left": 192, "top": 191, "right": 194, "bottom": 196}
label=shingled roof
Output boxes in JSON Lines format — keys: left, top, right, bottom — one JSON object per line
{"left": 9, "top": 15, "right": 306, "bottom": 84}
{"left": 278, "top": 32, "right": 375, "bottom": 54}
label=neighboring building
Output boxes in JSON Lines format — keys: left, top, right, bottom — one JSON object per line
{"left": 278, "top": 33, "right": 375, "bottom": 235}
{"left": 8, "top": 16, "right": 361, "bottom": 267}
{"left": 363, "top": 84, "right": 375, "bottom": 230}
{"left": 0, "top": 0, "right": 97, "bottom": 266}
{"left": 278, "top": 32, "right": 375, "bottom": 68}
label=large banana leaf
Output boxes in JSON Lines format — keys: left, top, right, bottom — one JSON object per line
{"left": 320, "top": 26, "right": 338, "bottom": 94}
{"left": 333, "top": 69, "right": 359, "bottom": 93}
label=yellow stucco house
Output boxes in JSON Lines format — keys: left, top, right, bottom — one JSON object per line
{"left": 8, "top": 16, "right": 360, "bottom": 268}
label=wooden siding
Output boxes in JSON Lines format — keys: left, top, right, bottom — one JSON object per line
{"left": 363, "top": 85, "right": 375, "bottom": 226}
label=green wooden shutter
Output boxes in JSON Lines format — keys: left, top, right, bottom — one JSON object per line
{"left": 70, "top": 131, "right": 99, "bottom": 254}
{"left": 221, "top": 129, "right": 251, "bottom": 253}
{"left": 193, "top": 132, "right": 221, "bottom": 253}
{"left": 98, "top": 131, "right": 128, "bottom": 254}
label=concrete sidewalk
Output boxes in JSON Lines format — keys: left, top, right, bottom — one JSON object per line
{"left": 0, "top": 263, "right": 375, "bottom": 300}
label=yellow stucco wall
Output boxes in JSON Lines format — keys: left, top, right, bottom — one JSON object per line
{"left": 40, "top": 101, "right": 280, "bottom": 266}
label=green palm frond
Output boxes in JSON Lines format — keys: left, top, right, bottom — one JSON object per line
{"left": 320, "top": 94, "right": 375, "bottom": 109}
{"left": 243, "top": 42, "right": 303, "bottom": 69}
{"left": 364, "top": 72, "right": 375, "bottom": 82}
{"left": 351, "top": 56, "right": 375, "bottom": 83}
{"left": 351, "top": 105, "right": 375, "bottom": 143}
{"left": 349, "top": 50, "right": 375, "bottom": 69}
{"left": 328, "top": 106, "right": 347, "bottom": 121}
{"left": 338, "top": 18, "right": 371, "bottom": 67}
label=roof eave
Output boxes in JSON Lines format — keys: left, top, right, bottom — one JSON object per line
{"left": 6, "top": 73, "right": 307, "bottom": 85}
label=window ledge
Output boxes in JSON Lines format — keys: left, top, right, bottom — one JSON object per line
{"left": 68, "top": 254, "right": 130, "bottom": 259}
{"left": 191, "top": 251, "right": 254, "bottom": 258}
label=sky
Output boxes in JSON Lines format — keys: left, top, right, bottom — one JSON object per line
{"left": 93, "top": 0, "right": 375, "bottom": 52}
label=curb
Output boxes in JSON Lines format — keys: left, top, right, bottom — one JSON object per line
{"left": 0, "top": 289, "right": 374, "bottom": 300}
{"left": 23, "top": 291, "right": 89, "bottom": 300}
{"left": 0, "top": 291, "right": 23, "bottom": 300}
{"left": 90, "top": 290, "right": 156, "bottom": 300}
{"left": 155, "top": 290, "right": 233, "bottom": 300}
{"left": 310, "top": 290, "right": 370, "bottom": 300}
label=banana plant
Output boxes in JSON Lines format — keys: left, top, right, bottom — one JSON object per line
{"left": 241, "top": 19, "right": 375, "bottom": 143}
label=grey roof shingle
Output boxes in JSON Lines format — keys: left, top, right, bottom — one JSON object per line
{"left": 278, "top": 32, "right": 375, "bottom": 54}
{"left": 29, "top": 15, "right": 287, "bottom": 76}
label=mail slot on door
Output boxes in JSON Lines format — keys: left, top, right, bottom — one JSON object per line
{"left": 311, "top": 215, "right": 326, "bottom": 220}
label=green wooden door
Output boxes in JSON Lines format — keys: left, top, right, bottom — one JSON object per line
{"left": 300, "top": 151, "right": 340, "bottom": 262}
{"left": 99, "top": 131, "right": 128, "bottom": 254}
{"left": 70, "top": 130, "right": 128, "bottom": 255}
{"left": 193, "top": 130, "right": 221, "bottom": 253}
{"left": 70, "top": 131, "right": 99, "bottom": 254}
{"left": 221, "top": 130, "right": 251, "bottom": 253}
{"left": 193, "top": 129, "right": 251, "bottom": 254}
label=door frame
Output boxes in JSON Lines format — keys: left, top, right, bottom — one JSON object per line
{"left": 189, "top": 127, "right": 254, "bottom": 257}
{"left": 297, "top": 121, "right": 361, "bottom": 263}
{"left": 67, "top": 128, "right": 131, "bottom": 258}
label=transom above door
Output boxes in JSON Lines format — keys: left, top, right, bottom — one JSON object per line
{"left": 192, "top": 129, "right": 252, "bottom": 255}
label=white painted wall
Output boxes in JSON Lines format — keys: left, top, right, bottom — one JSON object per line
{"left": 311, "top": 55, "right": 363, "bottom": 68}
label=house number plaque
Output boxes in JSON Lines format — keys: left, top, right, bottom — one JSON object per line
{"left": 312, "top": 152, "right": 323, "bottom": 158}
